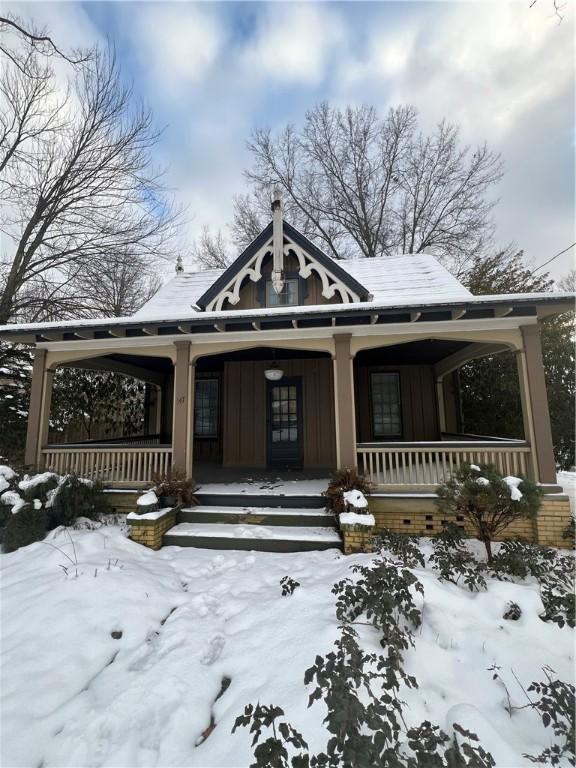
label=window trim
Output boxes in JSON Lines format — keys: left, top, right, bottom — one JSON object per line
{"left": 369, "top": 371, "right": 402, "bottom": 439}
{"left": 194, "top": 377, "right": 219, "bottom": 439}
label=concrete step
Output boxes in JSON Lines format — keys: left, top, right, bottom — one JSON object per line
{"left": 179, "top": 506, "right": 336, "bottom": 528}
{"left": 163, "top": 522, "right": 342, "bottom": 553}
{"left": 194, "top": 492, "right": 326, "bottom": 509}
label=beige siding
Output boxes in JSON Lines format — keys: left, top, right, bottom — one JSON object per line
{"left": 222, "top": 358, "right": 336, "bottom": 468}
{"left": 355, "top": 364, "right": 439, "bottom": 442}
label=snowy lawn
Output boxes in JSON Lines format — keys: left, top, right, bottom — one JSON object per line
{"left": 1, "top": 524, "right": 574, "bottom": 767}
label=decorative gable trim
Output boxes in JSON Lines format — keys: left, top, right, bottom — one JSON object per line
{"left": 195, "top": 221, "right": 371, "bottom": 311}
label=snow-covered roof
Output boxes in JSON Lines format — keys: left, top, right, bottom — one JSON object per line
{"left": 132, "top": 268, "right": 222, "bottom": 319}
{"left": 133, "top": 254, "right": 472, "bottom": 320}
{"left": 343, "top": 255, "right": 472, "bottom": 304}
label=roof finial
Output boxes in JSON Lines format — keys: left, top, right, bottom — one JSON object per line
{"left": 175, "top": 255, "right": 184, "bottom": 274}
{"left": 271, "top": 186, "right": 284, "bottom": 295}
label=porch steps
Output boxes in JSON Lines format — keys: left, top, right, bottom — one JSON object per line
{"left": 194, "top": 492, "right": 326, "bottom": 509}
{"left": 163, "top": 494, "right": 341, "bottom": 552}
{"left": 163, "top": 522, "right": 341, "bottom": 552}
{"left": 179, "top": 505, "right": 334, "bottom": 527}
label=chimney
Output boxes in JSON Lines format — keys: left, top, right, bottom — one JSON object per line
{"left": 271, "top": 187, "right": 284, "bottom": 295}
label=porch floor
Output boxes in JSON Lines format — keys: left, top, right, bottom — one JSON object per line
{"left": 194, "top": 462, "right": 331, "bottom": 495}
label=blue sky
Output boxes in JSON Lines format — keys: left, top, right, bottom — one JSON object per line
{"left": 10, "top": 0, "right": 576, "bottom": 278}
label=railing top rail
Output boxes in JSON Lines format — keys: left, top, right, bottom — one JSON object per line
{"left": 440, "top": 432, "right": 526, "bottom": 443}
{"left": 43, "top": 444, "right": 172, "bottom": 452}
{"left": 357, "top": 440, "right": 530, "bottom": 450}
{"left": 50, "top": 434, "right": 162, "bottom": 446}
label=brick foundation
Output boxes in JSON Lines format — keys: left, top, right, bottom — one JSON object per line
{"left": 369, "top": 493, "right": 573, "bottom": 549}
{"left": 341, "top": 523, "right": 376, "bottom": 555}
{"left": 127, "top": 509, "right": 177, "bottom": 550}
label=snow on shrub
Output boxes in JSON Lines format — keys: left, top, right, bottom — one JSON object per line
{"left": 0, "top": 466, "right": 110, "bottom": 552}
{"left": 324, "top": 468, "right": 373, "bottom": 517}
{"left": 436, "top": 462, "right": 542, "bottom": 563}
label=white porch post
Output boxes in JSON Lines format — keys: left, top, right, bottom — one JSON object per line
{"left": 333, "top": 333, "right": 357, "bottom": 469}
{"left": 516, "top": 325, "right": 556, "bottom": 484}
{"left": 25, "top": 348, "right": 53, "bottom": 468}
{"left": 172, "top": 341, "right": 195, "bottom": 477}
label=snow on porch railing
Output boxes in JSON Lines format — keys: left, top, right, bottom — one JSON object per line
{"left": 41, "top": 445, "right": 172, "bottom": 483}
{"left": 357, "top": 440, "right": 532, "bottom": 487}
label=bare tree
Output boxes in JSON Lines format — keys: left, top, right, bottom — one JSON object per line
{"left": 75, "top": 252, "right": 162, "bottom": 317}
{"left": 0, "top": 14, "right": 90, "bottom": 74}
{"left": 228, "top": 103, "right": 502, "bottom": 273}
{"left": 0, "top": 44, "right": 181, "bottom": 325}
{"left": 193, "top": 225, "right": 233, "bottom": 269}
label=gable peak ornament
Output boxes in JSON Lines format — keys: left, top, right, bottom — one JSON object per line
{"left": 271, "top": 187, "right": 284, "bottom": 295}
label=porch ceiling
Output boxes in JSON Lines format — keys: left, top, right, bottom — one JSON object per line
{"left": 355, "top": 339, "right": 471, "bottom": 365}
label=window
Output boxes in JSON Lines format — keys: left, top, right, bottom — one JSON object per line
{"left": 370, "top": 372, "right": 402, "bottom": 438}
{"left": 266, "top": 278, "right": 299, "bottom": 307}
{"left": 194, "top": 379, "right": 219, "bottom": 437}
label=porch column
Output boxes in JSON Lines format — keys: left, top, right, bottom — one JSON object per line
{"left": 172, "top": 341, "right": 195, "bottom": 477}
{"left": 516, "top": 324, "right": 556, "bottom": 484}
{"left": 144, "top": 383, "right": 162, "bottom": 435}
{"left": 25, "top": 348, "right": 53, "bottom": 468}
{"left": 333, "top": 334, "right": 357, "bottom": 469}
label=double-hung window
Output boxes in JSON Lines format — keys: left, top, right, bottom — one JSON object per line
{"left": 370, "top": 372, "right": 402, "bottom": 438}
{"left": 194, "top": 379, "right": 219, "bottom": 438}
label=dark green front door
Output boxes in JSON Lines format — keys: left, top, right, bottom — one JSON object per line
{"left": 267, "top": 377, "right": 303, "bottom": 469}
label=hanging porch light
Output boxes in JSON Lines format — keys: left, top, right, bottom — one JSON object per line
{"left": 264, "top": 363, "right": 284, "bottom": 381}
{"left": 264, "top": 351, "right": 284, "bottom": 381}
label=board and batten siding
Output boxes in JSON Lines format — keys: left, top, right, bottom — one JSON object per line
{"left": 222, "top": 358, "right": 337, "bottom": 468}
{"left": 355, "top": 364, "right": 439, "bottom": 442}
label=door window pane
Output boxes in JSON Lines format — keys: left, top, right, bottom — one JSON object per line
{"left": 194, "top": 379, "right": 219, "bottom": 437}
{"left": 270, "top": 383, "right": 298, "bottom": 442}
{"left": 371, "top": 373, "right": 401, "bottom": 438}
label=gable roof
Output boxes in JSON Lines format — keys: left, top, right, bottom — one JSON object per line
{"left": 133, "top": 252, "right": 472, "bottom": 321}
{"left": 194, "top": 221, "right": 371, "bottom": 310}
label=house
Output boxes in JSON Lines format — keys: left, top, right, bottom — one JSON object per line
{"left": 0, "top": 197, "right": 572, "bottom": 549}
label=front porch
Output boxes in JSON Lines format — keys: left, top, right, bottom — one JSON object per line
{"left": 33, "top": 329, "right": 554, "bottom": 492}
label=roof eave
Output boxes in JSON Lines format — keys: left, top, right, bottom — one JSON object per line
{"left": 1, "top": 293, "right": 572, "bottom": 345}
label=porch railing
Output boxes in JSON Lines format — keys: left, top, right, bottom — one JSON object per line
{"left": 357, "top": 440, "right": 532, "bottom": 487}
{"left": 41, "top": 445, "right": 172, "bottom": 484}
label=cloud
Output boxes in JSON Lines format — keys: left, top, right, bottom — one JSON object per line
{"left": 337, "top": 1, "right": 573, "bottom": 141}
{"left": 242, "top": 3, "right": 345, "bottom": 85}
{"left": 132, "top": 3, "right": 223, "bottom": 93}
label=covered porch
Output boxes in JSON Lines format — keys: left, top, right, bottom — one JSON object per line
{"left": 30, "top": 322, "right": 555, "bottom": 491}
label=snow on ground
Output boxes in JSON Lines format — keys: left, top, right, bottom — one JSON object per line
{"left": 558, "top": 470, "right": 576, "bottom": 509}
{"left": 1, "top": 526, "right": 574, "bottom": 768}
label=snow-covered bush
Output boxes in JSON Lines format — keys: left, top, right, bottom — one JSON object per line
{"left": 234, "top": 556, "right": 495, "bottom": 768}
{"left": 0, "top": 466, "right": 110, "bottom": 552}
{"left": 3, "top": 506, "right": 47, "bottom": 553}
{"left": 280, "top": 576, "right": 300, "bottom": 596}
{"left": 324, "top": 468, "right": 373, "bottom": 516}
{"left": 373, "top": 528, "right": 426, "bottom": 568}
{"left": 523, "top": 668, "right": 575, "bottom": 766}
{"left": 490, "top": 539, "right": 575, "bottom": 628}
{"left": 429, "top": 523, "right": 487, "bottom": 592}
{"left": 436, "top": 463, "right": 541, "bottom": 563}
{"left": 47, "top": 474, "right": 110, "bottom": 529}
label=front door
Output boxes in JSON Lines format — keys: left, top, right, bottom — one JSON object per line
{"left": 267, "top": 377, "right": 303, "bottom": 469}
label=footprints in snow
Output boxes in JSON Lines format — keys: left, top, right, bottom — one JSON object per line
{"left": 201, "top": 634, "right": 226, "bottom": 666}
